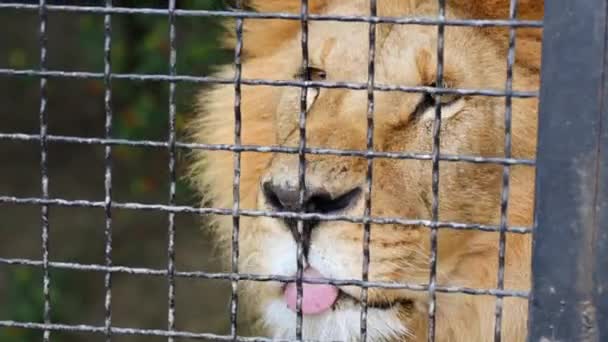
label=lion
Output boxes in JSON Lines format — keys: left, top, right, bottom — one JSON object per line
{"left": 188, "top": 0, "right": 542, "bottom": 340}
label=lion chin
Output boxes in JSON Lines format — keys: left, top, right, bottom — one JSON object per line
{"left": 188, "top": 0, "right": 543, "bottom": 341}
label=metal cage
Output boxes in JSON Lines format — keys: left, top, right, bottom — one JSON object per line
{"left": 0, "top": 0, "right": 606, "bottom": 341}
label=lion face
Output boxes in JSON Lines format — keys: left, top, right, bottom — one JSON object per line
{"left": 190, "top": 0, "right": 542, "bottom": 340}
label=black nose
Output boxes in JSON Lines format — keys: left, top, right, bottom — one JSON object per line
{"left": 262, "top": 182, "right": 361, "bottom": 214}
{"left": 262, "top": 181, "right": 361, "bottom": 256}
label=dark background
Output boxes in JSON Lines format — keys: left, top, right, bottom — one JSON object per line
{"left": 0, "top": 1, "right": 239, "bottom": 341}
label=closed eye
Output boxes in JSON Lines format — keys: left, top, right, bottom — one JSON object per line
{"left": 294, "top": 66, "right": 327, "bottom": 81}
{"left": 294, "top": 66, "right": 327, "bottom": 112}
{"left": 413, "top": 83, "right": 464, "bottom": 120}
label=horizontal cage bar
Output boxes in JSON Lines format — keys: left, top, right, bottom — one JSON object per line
{"left": 0, "top": 68, "right": 539, "bottom": 98}
{"left": 0, "top": 3, "right": 543, "bottom": 28}
{"left": 0, "top": 133, "right": 536, "bottom": 166}
{"left": 0, "top": 196, "right": 533, "bottom": 233}
{"left": 0, "top": 320, "right": 279, "bottom": 342}
{"left": 0, "top": 257, "right": 529, "bottom": 298}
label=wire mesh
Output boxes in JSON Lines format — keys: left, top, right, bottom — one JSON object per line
{"left": 0, "top": 0, "right": 541, "bottom": 341}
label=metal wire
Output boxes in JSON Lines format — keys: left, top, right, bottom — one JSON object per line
{"left": 0, "top": 3, "right": 543, "bottom": 27}
{"left": 37, "top": 1, "right": 51, "bottom": 341}
{"left": 0, "top": 320, "right": 288, "bottom": 342}
{"left": 0, "top": 68, "right": 539, "bottom": 98}
{"left": 0, "top": 132, "right": 536, "bottom": 166}
{"left": 296, "top": 1, "right": 309, "bottom": 339}
{"left": 427, "top": 0, "right": 446, "bottom": 340}
{"left": 0, "top": 257, "right": 529, "bottom": 298}
{"left": 494, "top": 1, "right": 519, "bottom": 341}
{"left": 360, "top": 0, "right": 377, "bottom": 340}
{"left": 102, "top": 0, "right": 113, "bottom": 341}
{"left": 0, "top": 0, "right": 543, "bottom": 341}
{"left": 167, "top": 0, "right": 178, "bottom": 341}
{"left": 231, "top": 0, "right": 244, "bottom": 338}
{"left": 0, "top": 195, "right": 533, "bottom": 233}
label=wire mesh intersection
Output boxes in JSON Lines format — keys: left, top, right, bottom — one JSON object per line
{"left": 0, "top": 0, "right": 539, "bottom": 341}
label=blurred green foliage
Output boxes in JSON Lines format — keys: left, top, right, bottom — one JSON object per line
{"left": 109, "top": 0, "right": 230, "bottom": 141}
{"left": 1, "top": 269, "right": 82, "bottom": 342}
{"left": 1, "top": 268, "right": 45, "bottom": 342}
{"left": 1, "top": 1, "right": 231, "bottom": 341}
{"left": 79, "top": 0, "right": 232, "bottom": 198}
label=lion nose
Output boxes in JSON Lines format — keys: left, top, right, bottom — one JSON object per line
{"left": 262, "top": 181, "right": 362, "bottom": 256}
{"left": 262, "top": 181, "right": 361, "bottom": 214}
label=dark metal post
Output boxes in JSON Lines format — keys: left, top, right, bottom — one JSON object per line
{"left": 528, "top": 0, "right": 608, "bottom": 341}
{"left": 597, "top": 46, "right": 608, "bottom": 342}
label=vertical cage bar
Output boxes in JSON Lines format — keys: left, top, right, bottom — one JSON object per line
{"left": 528, "top": 0, "right": 608, "bottom": 341}
{"left": 494, "top": 1, "right": 518, "bottom": 341}
{"left": 597, "top": 33, "right": 608, "bottom": 340}
{"left": 360, "top": 0, "right": 377, "bottom": 341}
{"left": 103, "top": 0, "right": 113, "bottom": 341}
{"left": 231, "top": 0, "right": 244, "bottom": 339}
{"left": 428, "top": 0, "right": 446, "bottom": 341}
{"left": 38, "top": 0, "right": 51, "bottom": 341}
{"left": 167, "top": 0, "right": 177, "bottom": 340}
{"left": 296, "top": 0, "right": 309, "bottom": 340}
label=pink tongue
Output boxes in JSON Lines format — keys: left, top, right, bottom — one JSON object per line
{"left": 283, "top": 268, "right": 339, "bottom": 315}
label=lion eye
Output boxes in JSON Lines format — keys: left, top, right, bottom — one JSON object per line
{"left": 294, "top": 67, "right": 326, "bottom": 111}
{"left": 425, "top": 82, "right": 461, "bottom": 107}
{"left": 414, "top": 82, "right": 463, "bottom": 119}
{"left": 295, "top": 66, "right": 327, "bottom": 81}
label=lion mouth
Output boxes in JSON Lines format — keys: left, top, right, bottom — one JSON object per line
{"left": 334, "top": 290, "right": 413, "bottom": 311}
{"left": 282, "top": 267, "right": 412, "bottom": 314}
